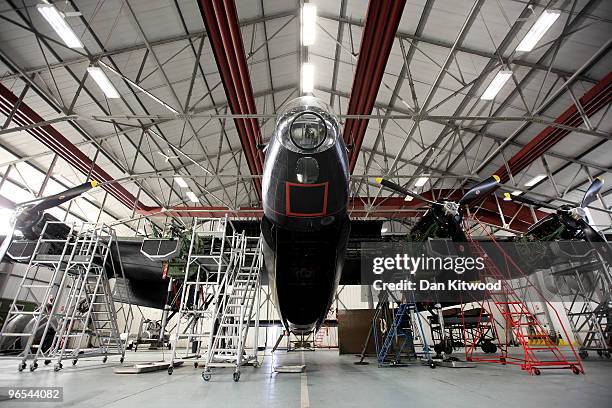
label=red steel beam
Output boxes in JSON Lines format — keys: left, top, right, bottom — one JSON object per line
{"left": 342, "top": 0, "right": 406, "bottom": 173}
{"left": 495, "top": 71, "right": 612, "bottom": 183}
{"left": 137, "top": 190, "right": 547, "bottom": 232}
{"left": 0, "top": 83, "right": 154, "bottom": 211}
{"left": 198, "top": 0, "right": 263, "bottom": 198}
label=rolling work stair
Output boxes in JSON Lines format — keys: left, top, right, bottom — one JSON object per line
{"left": 201, "top": 234, "right": 262, "bottom": 382}
{"left": 0, "top": 222, "right": 129, "bottom": 372}
{"left": 463, "top": 224, "right": 584, "bottom": 375}
{"left": 167, "top": 217, "right": 237, "bottom": 371}
{"left": 551, "top": 257, "right": 612, "bottom": 359}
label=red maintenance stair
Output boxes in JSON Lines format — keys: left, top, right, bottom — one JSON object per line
{"left": 461, "top": 219, "right": 584, "bottom": 375}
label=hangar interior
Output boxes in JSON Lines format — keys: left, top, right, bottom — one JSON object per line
{"left": 0, "top": 0, "right": 611, "bottom": 407}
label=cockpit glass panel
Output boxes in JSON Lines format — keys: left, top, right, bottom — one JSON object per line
{"left": 295, "top": 157, "right": 319, "bottom": 183}
{"left": 290, "top": 113, "right": 326, "bottom": 150}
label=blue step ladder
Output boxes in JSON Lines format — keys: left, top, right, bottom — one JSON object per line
{"left": 374, "top": 303, "right": 435, "bottom": 368}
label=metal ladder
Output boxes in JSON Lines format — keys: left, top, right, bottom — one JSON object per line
{"left": 552, "top": 258, "right": 611, "bottom": 359}
{"left": 46, "top": 224, "right": 125, "bottom": 371}
{"left": 202, "top": 234, "right": 262, "bottom": 382}
{"left": 167, "top": 217, "right": 238, "bottom": 371}
{"left": 0, "top": 221, "right": 77, "bottom": 371}
{"left": 0, "top": 222, "right": 129, "bottom": 372}
{"left": 374, "top": 302, "right": 433, "bottom": 367}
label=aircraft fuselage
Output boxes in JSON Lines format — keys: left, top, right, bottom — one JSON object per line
{"left": 261, "top": 96, "right": 350, "bottom": 334}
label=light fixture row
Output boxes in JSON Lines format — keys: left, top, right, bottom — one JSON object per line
{"left": 480, "top": 9, "right": 561, "bottom": 100}
{"left": 301, "top": 4, "right": 317, "bottom": 94}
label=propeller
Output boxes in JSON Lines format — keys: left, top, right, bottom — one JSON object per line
{"left": 458, "top": 175, "right": 501, "bottom": 206}
{"left": 0, "top": 180, "right": 98, "bottom": 261}
{"left": 581, "top": 177, "right": 603, "bottom": 208}
{"left": 504, "top": 178, "right": 611, "bottom": 250}
{"left": 503, "top": 193, "right": 558, "bottom": 210}
{"left": 20, "top": 181, "right": 98, "bottom": 214}
{"left": 503, "top": 177, "right": 604, "bottom": 212}
{"left": 376, "top": 175, "right": 501, "bottom": 208}
{"left": 375, "top": 178, "right": 437, "bottom": 205}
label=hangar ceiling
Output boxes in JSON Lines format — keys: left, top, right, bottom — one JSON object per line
{"left": 0, "top": 0, "right": 610, "bottom": 235}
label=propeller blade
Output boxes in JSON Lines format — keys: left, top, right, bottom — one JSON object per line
{"left": 581, "top": 177, "right": 603, "bottom": 208}
{"left": 458, "top": 175, "right": 500, "bottom": 206}
{"left": 503, "top": 192, "right": 558, "bottom": 210}
{"left": 28, "top": 181, "right": 98, "bottom": 212}
{"left": 375, "top": 178, "right": 437, "bottom": 205}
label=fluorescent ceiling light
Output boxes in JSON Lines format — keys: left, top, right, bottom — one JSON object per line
{"left": 37, "top": 3, "right": 83, "bottom": 49}
{"left": 301, "top": 4, "right": 317, "bottom": 46}
{"left": 186, "top": 191, "right": 199, "bottom": 203}
{"left": 174, "top": 176, "right": 188, "bottom": 188}
{"left": 524, "top": 174, "right": 547, "bottom": 187}
{"left": 301, "top": 63, "right": 315, "bottom": 94}
{"left": 481, "top": 70, "right": 513, "bottom": 100}
{"left": 415, "top": 176, "right": 429, "bottom": 187}
{"left": 516, "top": 10, "right": 561, "bottom": 52}
{"left": 404, "top": 195, "right": 414, "bottom": 202}
{"left": 87, "top": 66, "right": 120, "bottom": 99}
{"left": 511, "top": 190, "right": 523, "bottom": 196}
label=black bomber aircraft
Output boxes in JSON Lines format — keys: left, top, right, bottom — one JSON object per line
{"left": 1, "top": 95, "right": 611, "bottom": 348}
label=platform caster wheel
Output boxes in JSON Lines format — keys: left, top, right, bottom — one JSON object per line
{"left": 252, "top": 361, "right": 261, "bottom": 368}
{"left": 30, "top": 362, "right": 38, "bottom": 372}
{"left": 429, "top": 362, "right": 436, "bottom": 369}
{"left": 579, "top": 350, "right": 588, "bottom": 359}
{"left": 168, "top": 366, "right": 173, "bottom": 375}
{"left": 202, "top": 372, "right": 211, "bottom": 382}
{"left": 18, "top": 363, "right": 26, "bottom": 372}
{"left": 499, "top": 357, "right": 506, "bottom": 365}
{"left": 54, "top": 363, "right": 62, "bottom": 372}
{"left": 233, "top": 371, "right": 241, "bottom": 382}
{"left": 194, "top": 362, "right": 199, "bottom": 368}
{"left": 571, "top": 365, "right": 580, "bottom": 375}
{"left": 73, "top": 359, "right": 78, "bottom": 366}
{"left": 604, "top": 351, "right": 611, "bottom": 359}
{"left": 533, "top": 368, "right": 541, "bottom": 376}
{"left": 102, "top": 356, "right": 107, "bottom": 363}
{"left": 44, "top": 360, "right": 51, "bottom": 366}
{"left": 597, "top": 350, "right": 603, "bottom": 357}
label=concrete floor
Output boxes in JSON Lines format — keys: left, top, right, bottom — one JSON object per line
{"left": 0, "top": 349, "right": 611, "bottom": 407}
